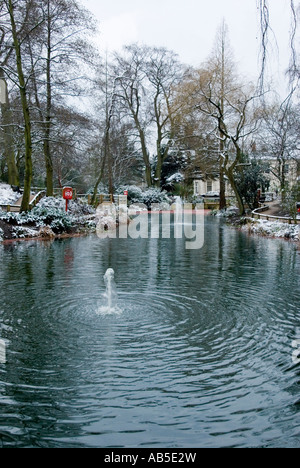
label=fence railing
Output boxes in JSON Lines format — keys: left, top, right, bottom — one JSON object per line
{"left": 29, "top": 191, "right": 46, "bottom": 210}
{"left": 252, "top": 205, "right": 300, "bottom": 225}
{"left": 0, "top": 203, "right": 21, "bottom": 213}
{"left": 0, "top": 190, "right": 46, "bottom": 213}
{"left": 30, "top": 189, "right": 114, "bottom": 205}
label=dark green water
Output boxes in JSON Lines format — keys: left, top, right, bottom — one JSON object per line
{"left": 0, "top": 217, "right": 299, "bottom": 448}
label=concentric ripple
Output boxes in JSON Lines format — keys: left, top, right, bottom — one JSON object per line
{"left": 0, "top": 218, "right": 299, "bottom": 448}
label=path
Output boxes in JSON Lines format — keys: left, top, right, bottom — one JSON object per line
{"left": 262, "top": 200, "right": 283, "bottom": 216}
{"left": 253, "top": 199, "right": 300, "bottom": 225}
{"left": 6, "top": 193, "right": 37, "bottom": 212}
{"left": 15, "top": 193, "right": 36, "bottom": 207}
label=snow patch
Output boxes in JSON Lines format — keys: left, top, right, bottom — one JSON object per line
{"left": 0, "top": 184, "right": 20, "bottom": 206}
{"left": 241, "top": 218, "right": 299, "bottom": 241}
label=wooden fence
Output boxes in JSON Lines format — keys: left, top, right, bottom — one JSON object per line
{"left": 252, "top": 205, "right": 300, "bottom": 225}
{"left": 0, "top": 190, "right": 46, "bottom": 213}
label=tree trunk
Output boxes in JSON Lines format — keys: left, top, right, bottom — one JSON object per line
{"left": 154, "top": 139, "right": 162, "bottom": 188}
{"left": 219, "top": 163, "right": 226, "bottom": 210}
{"left": 138, "top": 128, "right": 152, "bottom": 187}
{"left": 219, "top": 139, "right": 227, "bottom": 210}
{"left": 45, "top": 2, "right": 53, "bottom": 196}
{"left": 280, "top": 159, "right": 287, "bottom": 202}
{"left": 219, "top": 27, "right": 227, "bottom": 211}
{"left": 0, "top": 74, "right": 19, "bottom": 185}
{"left": 1, "top": 103, "right": 19, "bottom": 186}
{"left": 8, "top": 0, "right": 32, "bottom": 212}
{"left": 92, "top": 128, "right": 110, "bottom": 206}
{"left": 135, "top": 119, "right": 152, "bottom": 187}
{"left": 226, "top": 167, "right": 245, "bottom": 216}
{"left": 91, "top": 154, "right": 106, "bottom": 206}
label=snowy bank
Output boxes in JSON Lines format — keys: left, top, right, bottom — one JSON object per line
{"left": 0, "top": 184, "right": 20, "bottom": 206}
{"left": 212, "top": 207, "right": 299, "bottom": 242}
{"left": 238, "top": 217, "right": 299, "bottom": 241}
{"left": 0, "top": 196, "right": 97, "bottom": 242}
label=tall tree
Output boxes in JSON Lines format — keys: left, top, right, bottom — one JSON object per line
{"left": 113, "top": 45, "right": 153, "bottom": 187}
{"left": 193, "top": 65, "right": 259, "bottom": 215}
{"left": 145, "top": 47, "right": 183, "bottom": 187}
{"left": 91, "top": 75, "right": 117, "bottom": 205}
{"left": 202, "top": 21, "right": 237, "bottom": 210}
{"left": 4, "top": 0, "right": 35, "bottom": 211}
{"left": 173, "top": 22, "right": 259, "bottom": 215}
{"left": 112, "top": 44, "right": 184, "bottom": 188}
{"left": 28, "top": 0, "right": 95, "bottom": 196}
{"left": 0, "top": 71, "right": 19, "bottom": 185}
{"left": 0, "top": 2, "right": 20, "bottom": 185}
{"left": 213, "top": 21, "right": 228, "bottom": 210}
{"left": 258, "top": 95, "right": 299, "bottom": 197}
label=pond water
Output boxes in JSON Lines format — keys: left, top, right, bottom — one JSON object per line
{"left": 0, "top": 216, "right": 299, "bottom": 448}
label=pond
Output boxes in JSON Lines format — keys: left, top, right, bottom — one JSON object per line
{"left": 0, "top": 216, "right": 299, "bottom": 448}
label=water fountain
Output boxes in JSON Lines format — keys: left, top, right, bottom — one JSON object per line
{"left": 173, "top": 196, "right": 183, "bottom": 240}
{"left": 174, "top": 196, "right": 182, "bottom": 225}
{"left": 97, "top": 268, "right": 122, "bottom": 315}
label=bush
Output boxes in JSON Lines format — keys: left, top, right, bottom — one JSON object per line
{"left": 116, "top": 185, "right": 172, "bottom": 209}
{"left": 0, "top": 211, "right": 41, "bottom": 226}
{"left": 116, "top": 185, "right": 144, "bottom": 204}
{"left": 37, "top": 196, "right": 95, "bottom": 216}
{"left": 31, "top": 205, "right": 75, "bottom": 233}
{"left": 142, "top": 188, "right": 170, "bottom": 208}
{"left": 0, "top": 199, "right": 76, "bottom": 234}
{"left": 283, "top": 183, "right": 300, "bottom": 220}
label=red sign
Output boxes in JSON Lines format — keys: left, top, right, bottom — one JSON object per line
{"left": 124, "top": 190, "right": 128, "bottom": 196}
{"left": 63, "top": 187, "right": 73, "bottom": 200}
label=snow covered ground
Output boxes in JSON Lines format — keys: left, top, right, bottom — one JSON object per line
{"left": 0, "top": 194, "right": 97, "bottom": 241}
{"left": 241, "top": 217, "right": 299, "bottom": 241}
{"left": 0, "top": 184, "right": 20, "bottom": 206}
{"left": 214, "top": 208, "right": 299, "bottom": 242}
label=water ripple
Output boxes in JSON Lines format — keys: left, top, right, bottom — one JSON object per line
{"left": 0, "top": 223, "right": 299, "bottom": 447}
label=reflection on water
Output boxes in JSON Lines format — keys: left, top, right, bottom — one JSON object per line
{"left": 0, "top": 217, "right": 299, "bottom": 448}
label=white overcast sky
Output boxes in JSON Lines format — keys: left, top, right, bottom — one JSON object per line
{"left": 80, "top": 0, "right": 294, "bottom": 92}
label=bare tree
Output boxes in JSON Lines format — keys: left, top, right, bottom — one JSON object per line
{"left": 258, "top": 0, "right": 299, "bottom": 89}
{"left": 208, "top": 21, "right": 234, "bottom": 209}
{"left": 0, "top": 0, "right": 22, "bottom": 185}
{"left": 257, "top": 94, "right": 299, "bottom": 196}
{"left": 111, "top": 44, "right": 184, "bottom": 188}
{"left": 145, "top": 46, "right": 183, "bottom": 187}
{"left": 113, "top": 45, "right": 153, "bottom": 187}
{"left": 27, "top": 0, "right": 96, "bottom": 196}
{"left": 3, "top": 0, "right": 40, "bottom": 211}
{"left": 194, "top": 66, "right": 259, "bottom": 215}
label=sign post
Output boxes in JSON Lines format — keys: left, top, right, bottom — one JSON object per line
{"left": 63, "top": 187, "right": 73, "bottom": 212}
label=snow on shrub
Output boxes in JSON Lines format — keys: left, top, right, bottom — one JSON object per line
{"left": 36, "top": 196, "right": 94, "bottom": 216}
{"left": 0, "top": 211, "right": 40, "bottom": 226}
{"left": 12, "top": 226, "right": 39, "bottom": 239}
{"left": 0, "top": 184, "right": 20, "bottom": 205}
{"left": 117, "top": 185, "right": 171, "bottom": 209}
{"left": 116, "top": 185, "right": 144, "bottom": 204}
{"left": 241, "top": 218, "right": 299, "bottom": 240}
{"left": 142, "top": 188, "right": 171, "bottom": 208}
